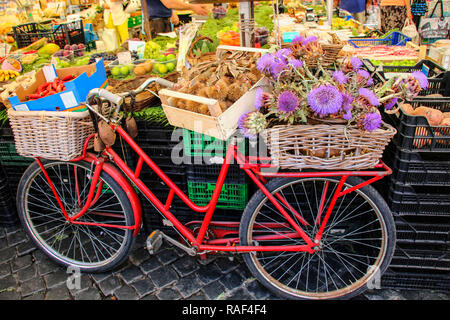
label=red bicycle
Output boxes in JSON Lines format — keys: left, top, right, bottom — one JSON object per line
{"left": 15, "top": 78, "right": 396, "bottom": 300}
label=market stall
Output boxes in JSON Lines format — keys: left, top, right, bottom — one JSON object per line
{"left": 0, "top": 0, "right": 449, "bottom": 299}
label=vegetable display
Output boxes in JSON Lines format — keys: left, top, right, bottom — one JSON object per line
{"left": 25, "top": 75, "right": 76, "bottom": 101}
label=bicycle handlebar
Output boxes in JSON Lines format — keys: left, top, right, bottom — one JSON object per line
{"left": 85, "top": 77, "right": 176, "bottom": 121}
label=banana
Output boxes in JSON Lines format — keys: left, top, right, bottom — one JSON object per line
{"left": 0, "top": 74, "right": 4, "bottom": 82}
{"left": 4, "top": 74, "right": 9, "bottom": 82}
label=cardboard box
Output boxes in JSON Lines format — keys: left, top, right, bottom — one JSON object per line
{"left": 8, "top": 59, "right": 107, "bottom": 111}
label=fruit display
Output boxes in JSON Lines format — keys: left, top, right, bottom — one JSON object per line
{"left": 54, "top": 43, "right": 85, "bottom": 58}
{"left": 212, "top": 6, "right": 227, "bottom": 19}
{"left": 88, "top": 52, "right": 117, "bottom": 64}
{"left": 332, "top": 17, "right": 357, "bottom": 30}
{"left": 133, "top": 61, "right": 153, "bottom": 76}
{"left": 144, "top": 41, "right": 161, "bottom": 59}
{"left": 111, "top": 64, "right": 135, "bottom": 80}
{"left": 152, "top": 51, "right": 177, "bottom": 75}
{"left": 0, "top": 69, "right": 20, "bottom": 82}
{"left": 37, "top": 43, "right": 61, "bottom": 58}
{"left": 218, "top": 26, "right": 240, "bottom": 46}
{"left": 0, "top": 71, "right": 36, "bottom": 102}
{"left": 1, "top": 58, "right": 22, "bottom": 73}
{"left": 255, "top": 27, "right": 269, "bottom": 47}
{"left": 20, "top": 53, "right": 39, "bottom": 65}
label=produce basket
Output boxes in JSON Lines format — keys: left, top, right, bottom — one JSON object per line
{"left": 348, "top": 31, "right": 411, "bottom": 48}
{"left": 187, "top": 36, "right": 216, "bottom": 66}
{"left": 7, "top": 108, "right": 95, "bottom": 161}
{"left": 262, "top": 122, "right": 397, "bottom": 170}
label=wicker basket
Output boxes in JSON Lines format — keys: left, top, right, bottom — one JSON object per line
{"left": 262, "top": 122, "right": 397, "bottom": 170}
{"left": 7, "top": 108, "right": 95, "bottom": 161}
{"left": 187, "top": 36, "right": 217, "bottom": 66}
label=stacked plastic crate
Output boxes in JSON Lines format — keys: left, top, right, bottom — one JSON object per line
{"left": 132, "top": 120, "right": 188, "bottom": 234}
{"left": 381, "top": 68, "right": 450, "bottom": 291}
{"left": 0, "top": 120, "right": 33, "bottom": 226}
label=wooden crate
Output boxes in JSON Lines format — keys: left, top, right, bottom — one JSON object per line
{"left": 160, "top": 77, "right": 271, "bottom": 141}
{"left": 159, "top": 46, "right": 271, "bottom": 141}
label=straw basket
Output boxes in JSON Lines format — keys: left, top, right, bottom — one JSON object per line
{"left": 187, "top": 36, "right": 217, "bottom": 66}
{"left": 7, "top": 108, "right": 95, "bottom": 161}
{"left": 262, "top": 122, "right": 397, "bottom": 170}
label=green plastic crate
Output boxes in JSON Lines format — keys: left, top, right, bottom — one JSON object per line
{"left": 182, "top": 129, "right": 247, "bottom": 157}
{"left": 187, "top": 181, "right": 248, "bottom": 210}
{"left": 0, "top": 142, "right": 33, "bottom": 166}
{"left": 128, "top": 16, "right": 142, "bottom": 28}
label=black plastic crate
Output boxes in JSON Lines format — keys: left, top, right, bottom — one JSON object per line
{"left": 394, "top": 215, "right": 450, "bottom": 245}
{"left": 135, "top": 121, "right": 180, "bottom": 144}
{"left": 381, "top": 268, "right": 450, "bottom": 291}
{"left": 13, "top": 20, "right": 85, "bottom": 49}
{"left": 388, "top": 180, "right": 450, "bottom": 216}
{"left": 390, "top": 243, "right": 450, "bottom": 271}
{"left": 383, "top": 60, "right": 448, "bottom": 80}
{"left": 186, "top": 163, "right": 246, "bottom": 185}
{"left": 390, "top": 147, "right": 450, "bottom": 186}
{"left": 391, "top": 98, "right": 450, "bottom": 152}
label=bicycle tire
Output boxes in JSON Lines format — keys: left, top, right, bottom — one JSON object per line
{"left": 239, "top": 176, "right": 396, "bottom": 300}
{"left": 17, "top": 160, "right": 135, "bottom": 273}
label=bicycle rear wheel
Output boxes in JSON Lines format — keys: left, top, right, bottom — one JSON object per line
{"left": 17, "top": 160, "right": 135, "bottom": 273}
{"left": 239, "top": 176, "right": 395, "bottom": 300}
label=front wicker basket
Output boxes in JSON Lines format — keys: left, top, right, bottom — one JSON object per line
{"left": 262, "top": 122, "right": 397, "bottom": 170}
{"left": 7, "top": 108, "right": 95, "bottom": 161}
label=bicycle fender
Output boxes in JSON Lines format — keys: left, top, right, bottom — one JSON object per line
{"left": 84, "top": 153, "right": 143, "bottom": 236}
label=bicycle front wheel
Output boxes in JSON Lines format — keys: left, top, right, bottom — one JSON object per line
{"left": 17, "top": 160, "right": 135, "bottom": 273}
{"left": 239, "top": 176, "right": 396, "bottom": 300}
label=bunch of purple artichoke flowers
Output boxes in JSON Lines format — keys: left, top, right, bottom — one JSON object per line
{"left": 238, "top": 45, "right": 429, "bottom": 139}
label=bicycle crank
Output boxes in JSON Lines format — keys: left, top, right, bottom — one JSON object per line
{"left": 146, "top": 230, "right": 197, "bottom": 256}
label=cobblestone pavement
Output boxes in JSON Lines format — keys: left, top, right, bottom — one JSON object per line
{"left": 0, "top": 225, "right": 449, "bottom": 301}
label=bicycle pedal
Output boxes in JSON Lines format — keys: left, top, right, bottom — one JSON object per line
{"left": 146, "top": 230, "right": 163, "bottom": 255}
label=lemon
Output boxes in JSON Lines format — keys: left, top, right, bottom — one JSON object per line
{"left": 157, "top": 64, "right": 168, "bottom": 74}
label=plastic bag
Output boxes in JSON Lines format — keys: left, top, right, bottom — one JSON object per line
{"left": 402, "top": 19, "right": 420, "bottom": 44}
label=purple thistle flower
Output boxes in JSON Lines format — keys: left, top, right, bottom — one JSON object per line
{"left": 254, "top": 88, "right": 263, "bottom": 111}
{"left": 351, "top": 57, "right": 363, "bottom": 70}
{"left": 333, "top": 70, "right": 348, "bottom": 85}
{"left": 363, "top": 112, "right": 382, "bottom": 131}
{"left": 411, "top": 71, "right": 429, "bottom": 89}
{"left": 271, "top": 59, "right": 288, "bottom": 78}
{"left": 292, "top": 35, "right": 305, "bottom": 45}
{"left": 357, "top": 69, "right": 370, "bottom": 80}
{"left": 275, "top": 48, "right": 292, "bottom": 62}
{"left": 238, "top": 111, "right": 267, "bottom": 139}
{"left": 307, "top": 85, "right": 343, "bottom": 116}
{"left": 367, "top": 77, "right": 374, "bottom": 86}
{"left": 277, "top": 90, "right": 299, "bottom": 113}
{"left": 358, "top": 88, "right": 380, "bottom": 106}
{"left": 343, "top": 110, "right": 353, "bottom": 121}
{"left": 384, "top": 97, "right": 398, "bottom": 110}
{"left": 257, "top": 53, "right": 275, "bottom": 73}
{"left": 302, "top": 36, "right": 318, "bottom": 46}
{"left": 289, "top": 59, "right": 304, "bottom": 69}
{"left": 342, "top": 92, "right": 354, "bottom": 111}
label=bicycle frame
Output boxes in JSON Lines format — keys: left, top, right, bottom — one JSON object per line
{"left": 35, "top": 122, "right": 392, "bottom": 255}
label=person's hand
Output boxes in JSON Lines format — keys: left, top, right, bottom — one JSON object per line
{"left": 191, "top": 4, "right": 209, "bottom": 16}
{"left": 170, "top": 12, "right": 180, "bottom": 25}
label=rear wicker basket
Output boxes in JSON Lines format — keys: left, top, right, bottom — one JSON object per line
{"left": 7, "top": 109, "right": 95, "bottom": 161}
{"left": 262, "top": 122, "right": 397, "bottom": 170}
